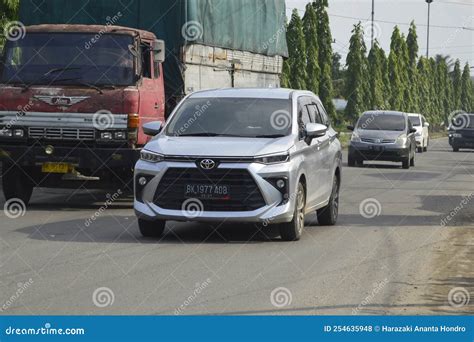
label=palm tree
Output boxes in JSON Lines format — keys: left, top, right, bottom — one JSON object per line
{"left": 434, "top": 54, "right": 455, "bottom": 72}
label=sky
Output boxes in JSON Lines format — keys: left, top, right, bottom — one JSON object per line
{"left": 286, "top": 0, "right": 474, "bottom": 74}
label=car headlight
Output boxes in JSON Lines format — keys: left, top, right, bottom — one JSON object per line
{"left": 254, "top": 153, "right": 290, "bottom": 165}
{"left": 396, "top": 134, "right": 408, "bottom": 145}
{"left": 415, "top": 131, "right": 422, "bottom": 136}
{"left": 451, "top": 133, "right": 462, "bottom": 138}
{"left": 140, "top": 150, "right": 164, "bottom": 163}
{"left": 351, "top": 132, "right": 361, "bottom": 142}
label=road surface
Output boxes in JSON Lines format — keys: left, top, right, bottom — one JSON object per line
{"left": 0, "top": 138, "right": 472, "bottom": 315}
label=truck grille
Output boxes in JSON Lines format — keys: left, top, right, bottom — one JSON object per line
{"left": 154, "top": 168, "right": 266, "bottom": 212}
{"left": 28, "top": 127, "right": 95, "bottom": 141}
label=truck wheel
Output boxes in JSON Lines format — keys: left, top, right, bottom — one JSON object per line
{"left": 279, "top": 182, "right": 305, "bottom": 241}
{"left": 138, "top": 219, "right": 166, "bottom": 238}
{"left": 317, "top": 175, "right": 340, "bottom": 226}
{"left": 453, "top": 147, "right": 459, "bottom": 152}
{"left": 410, "top": 153, "right": 415, "bottom": 167}
{"left": 417, "top": 146, "right": 423, "bottom": 153}
{"left": 2, "top": 165, "right": 34, "bottom": 205}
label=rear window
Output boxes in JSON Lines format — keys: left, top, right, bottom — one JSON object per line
{"left": 357, "top": 113, "right": 406, "bottom": 131}
{"left": 451, "top": 114, "right": 474, "bottom": 129}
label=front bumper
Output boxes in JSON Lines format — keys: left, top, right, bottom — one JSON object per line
{"left": 133, "top": 159, "right": 297, "bottom": 224}
{"left": 449, "top": 137, "right": 474, "bottom": 148}
{"left": 349, "top": 142, "right": 410, "bottom": 162}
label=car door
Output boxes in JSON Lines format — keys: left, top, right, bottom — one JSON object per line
{"left": 407, "top": 117, "right": 416, "bottom": 154}
{"left": 314, "top": 101, "right": 335, "bottom": 199}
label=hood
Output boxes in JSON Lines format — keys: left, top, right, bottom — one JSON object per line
{"left": 0, "top": 85, "right": 136, "bottom": 114}
{"left": 356, "top": 129, "right": 404, "bottom": 140}
{"left": 145, "top": 135, "right": 296, "bottom": 157}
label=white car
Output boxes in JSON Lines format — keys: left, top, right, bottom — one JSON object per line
{"left": 408, "top": 113, "right": 429, "bottom": 152}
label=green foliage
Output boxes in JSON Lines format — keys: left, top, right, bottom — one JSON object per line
{"left": 302, "top": 3, "right": 320, "bottom": 95}
{"left": 460, "top": 63, "right": 473, "bottom": 112}
{"left": 367, "top": 41, "right": 386, "bottom": 110}
{"left": 452, "top": 60, "right": 462, "bottom": 110}
{"left": 286, "top": 9, "right": 307, "bottom": 90}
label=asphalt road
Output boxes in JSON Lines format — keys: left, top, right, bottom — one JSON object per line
{"left": 0, "top": 138, "right": 472, "bottom": 315}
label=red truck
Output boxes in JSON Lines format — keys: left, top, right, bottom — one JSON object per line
{"left": 0, "top": 0, "right": 288, "bottom": 204}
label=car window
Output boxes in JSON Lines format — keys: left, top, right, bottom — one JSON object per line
{"left": 316, "top": 102, "right": 330, "bottom": 126}
{"left": 409, "top": 116, "right": 421, "bottom": 126}
{"left": 307, "top": 104, "right": 321, "bottom": 124}
{"left": 408, "top": 118, "right": 414, "bottom": 133}
{"left": 357, "top": 113, "right": 406, "bottom": 131}
{"left": 297, "top": 97, "right": 311, "bottom": 139}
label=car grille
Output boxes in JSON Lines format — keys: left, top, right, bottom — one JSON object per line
{"left": 28, "top": 127, "right": 95, "bottom": 141}
{"left": 361, "top": 138, "right": 396, "bottom": 144}
{"left": 154, "top": 168, "right": 266, "bottom": 212}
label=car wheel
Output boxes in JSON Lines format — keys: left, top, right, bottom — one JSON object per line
{"left": 417, "top": 146, "right": 423, "bottom": 153}
{"left": 402, "top": 155, "right": 410, "bottom": 169}
{"left": 317, "top": 174, "right": 340, "bottom": 226}
{"left": 410, "top": 152, "right": 415, "bottom": 167}
{"left": 348, "top": 155, "right": 356, "bottom": 167}
{"left": 2, "top": 165, "right": 34, "bottom": 206}
{"left": 424, "top": 139, "right": 428, "bottom": 152}
{"left": 279, "top": 182, "right": 305, "bottom": 241}
{"left": 453, "top": 147, "right": 459, "bottom": 152}
{"left": 138, "top": 219, "right": 166, "bottom": 238}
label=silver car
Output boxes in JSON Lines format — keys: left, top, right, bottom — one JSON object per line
{"left": 134, "top": 88, "right": 342, "bottom": 241}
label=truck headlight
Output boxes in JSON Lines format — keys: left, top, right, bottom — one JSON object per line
{"left": 100, "top": 132, "right": 113, "bottom": 140}
{"left": 140, "top": 150, "right": 164, "bottom": 163}
{"left": 254, "top": 153, "right": 289, "bottom": 165}
{"left": 0, "top": 129, "right": 13, "bottom": 137}
{"left": 114, "top": 131, "right": 127, "bottom": 140}
{"left": 451, "top": 133, "right": 462, "bottom": 138}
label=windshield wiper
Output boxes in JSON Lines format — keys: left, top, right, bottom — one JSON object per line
{"left": 21, "top": 67, "right": 82, "bottom": 92}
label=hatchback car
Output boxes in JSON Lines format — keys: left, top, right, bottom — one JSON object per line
{"left": 348, "top": 111, "right": 417, "bottom": 169}
{"left": 134, "top": 88, "right": 342, "bottom": 241}
{"left": 449, "top": 112, "right": 474, "bottom": 152}
{"left": 408, "top": 113, "right": 430, "bottom": 153}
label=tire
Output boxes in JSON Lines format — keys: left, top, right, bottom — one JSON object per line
{"left": 138, "top": 219, "right": 166, "bottom": 238}
{"left": 279, "top": 182, "right": 305, "bottom": 241}
{"left": 423, "top": 139, "right": 428, "bottom": 152}
{"left": 317, "top": 174, "right": 340, "bottom": 226}
{"left": 348, "top": 155, "right": 355, "bottom": 167}
{"left": 356, "top": 159, "right": 364, "bottom": 167}
{"left": 410, "top": 152, "right": 415, "bottom": 167}
{"left": 402, "top": 156, "right": 410, "bottom": 169}
{"left": 417, "top": 146, "right": 423, "bottom": 153}
{"left": 2, "top": 165, "right": 34, "bottom": 205}
{"left": 453, "top": 147, "right": 459, "bottom": 152}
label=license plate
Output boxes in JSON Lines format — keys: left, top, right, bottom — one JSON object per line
{"left": 41, "top": 162, "right": 71, "bottom": 174}
{"left": 370, "top": 145, "right": 384, "bottom": 152}
{"left": 184, "top": 184, "right": 230, "bottom": 200}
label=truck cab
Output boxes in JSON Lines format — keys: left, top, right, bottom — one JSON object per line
{"left": 0, "top": 25, "right": 165, "bottom": 204}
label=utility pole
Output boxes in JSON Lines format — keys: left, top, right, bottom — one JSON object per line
{"left": 426, "top": 0, "right": 434, "bottom": 57}
{"left": 371, "top": 0, "right": 375, "bottom": 49}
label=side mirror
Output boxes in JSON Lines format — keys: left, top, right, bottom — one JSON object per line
{"left": 143, "top": 121, "right": 163, "bottom": 136}
{"left": 409, "top": 128, "right": 417, "bottom": 134}
{"left": 152, "top": 40, "right": 165, "bottom": 63}
{"left": 305, "top": 123, "right": 328, "bottom": 138}
{"left": 347, "top": 125, "right": 355, "bottom": 131}
{"left": 424, "top": 122, "right": 430, "bottom": 128}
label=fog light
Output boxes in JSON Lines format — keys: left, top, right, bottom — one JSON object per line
{"left": 13, "top": 129, "right": 24, "bottom": 137}
{"left": 45, "top": 145, "right": 54, "bottom": 155}
{"left": 0, "top": 129, "right": 12, "bottom": 137}
{"left": 101, "top": 132, "right": 113, "bottom": 140}
{"left": 276, "top": 179, "right": 286, "bottom": 189}
{"left": 114, "top": 131, "right": 126, "bottom": 140}
{"left": 138, "top": 177, "right": 148, "bottom": 186}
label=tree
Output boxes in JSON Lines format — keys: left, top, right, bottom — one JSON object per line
{"left": 460, "top": 63, "right": 473, "bottom": 112}
{"left": 367, "top": 41, "right": 385, "bottom": 110}
{"left": 406, "top": 22, "right": 420, "bottom": 112}
{"left": 344, "top": 23, "right": 368, "bottom": 123}
{"left": 286, "top": 9, "right": 307, "bottom": 90}
{"left": 388, "top": 27, "right": 404, "bottom": 110}
{"left": 452, "top": 60, "right": 462, "bottom": 110}
{"left": 417, "top": 57, "right": 432, "bottom": 120}
{"left": 0, "top": 0, "right": 20, "bottom": 49}
{"left": 302, "top": 3, "right": 320, "bottom": 95}
{"left": 314, "top": 0, "right": 336, "bottom": 120}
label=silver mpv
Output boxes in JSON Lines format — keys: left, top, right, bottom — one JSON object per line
{"left": 134, "top": 88, "right": 342, "bottom": 241}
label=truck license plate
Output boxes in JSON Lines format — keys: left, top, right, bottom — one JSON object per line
{"left": 41, "top": 162, "right": 71, "bottom": 174}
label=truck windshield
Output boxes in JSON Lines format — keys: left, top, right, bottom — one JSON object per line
{"left": 357, "top": 114, "right": 406, "bottom": 131}
{"left": 166, "top": 98, "right": 292, "bottom": 138}
{"left": 0, "top": 33, "right": 135, "bottom": 86}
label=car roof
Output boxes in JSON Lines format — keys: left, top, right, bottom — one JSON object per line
{"left": 188, "top": 88, "right": 313, "bottom": 100}
{"left": 362, "top": 110, "right": 406, "bottom": 116}
{"left": 407, "top": 113, "right": 422, "bottom": 117}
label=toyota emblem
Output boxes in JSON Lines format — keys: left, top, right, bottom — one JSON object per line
{"left": 199, "top": 159, "right": 216, "bottom": 170}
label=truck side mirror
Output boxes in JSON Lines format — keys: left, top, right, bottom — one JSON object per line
{"left": 143, "top": 121, "right": 163, "bottom": 136}
{"left": 152, "top": 40, "right": 165, "bottom": 63}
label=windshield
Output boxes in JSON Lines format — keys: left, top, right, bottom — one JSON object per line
{"left": 357, "top": 113, "right": 406, "bottom": 131}
{"left": 0, "top": 33, "right": 135, "bottom": 86}
{"left": 409, "top": 116, "right": 421, "bottom": 126}
{"left": 166, "top": 98, "right": 292, "bottom": 138}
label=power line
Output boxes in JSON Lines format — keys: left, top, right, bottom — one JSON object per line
{"left": 436, "top": 0, "right": 474, "bottom": 7}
